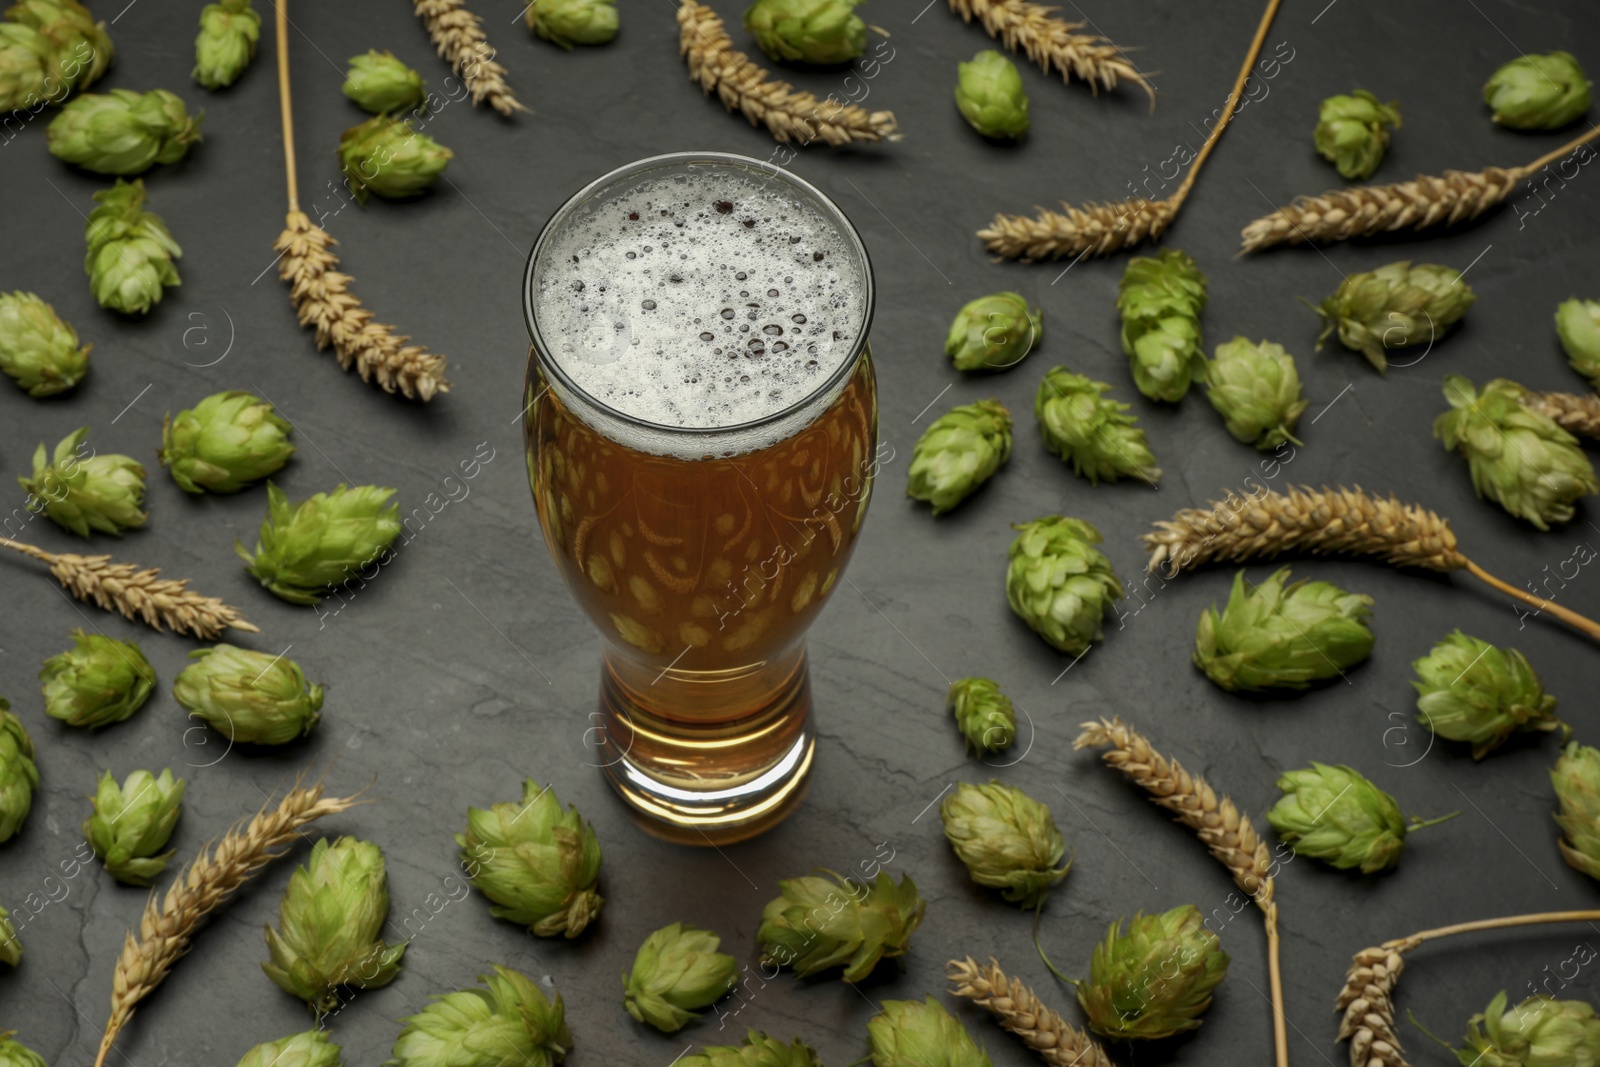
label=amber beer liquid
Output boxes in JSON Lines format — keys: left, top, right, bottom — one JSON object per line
{"left": 522, "top": 153, "right": 878, "bottom": 843}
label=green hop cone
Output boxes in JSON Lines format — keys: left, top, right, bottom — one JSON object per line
{"left": 1267, "top": 762, "right": 1455, "bottom": 874}
{"left": 955, "top": 50, "right": 1029, "bottom": 140}
{"left": 0, "top": 907, "right": 19, "bottom": 967}
{"left": 1484, "top": 52, "right": 1592, "bottom": 130}
{"left": 1035, "top": 367, "right": 1161, "bottom": 484}
{"left": 946, "top": 292, "right": 1041, "bottom": 372}
{"left": 338, "top": 114, "right": 451, "bottom": 203}
{"left": 83, "top": 768, "right": 185, "bottom": 886}
{"left": 1194, "top": 568, "right": 1374, "bottom": 693}
{"left": 0, "top": 290, "right": 89, "bottom": 397}
{"left": 940, "top": 781, "right": 1069, "bottom": 909}
{"left": 173, "top": 644, "right": 324, "bottom": 744}
{"left": 193, "top": 0, "right": 259, "bottom": 90}
{"left": 1552, "top": 741, "right": 1600, "bottom": 881}
{"left": 456, "top": 778, "right": 603, "bottom": 938}
{"left": 1556, "top": 297, "right": 1600, "bottom": 386}
{"left": 1313, "top": 90, "right": 1401, "bottom": 180}
{"left": 1005, "top": 516, "right": 1122, "bottom": 655}
{"left": 388, "top": 965, "right": 571, "bottom": 1067}
{"left": 237, "top": 483, "right": 401, "bottom": 605}
{"left": 1077, "top": 905, "right": 1229, "bottom": 1040}
{"left": 1313, "top": 260, "right": 1473, "bottom": 373}
{"left": 1455, "top": 991, "right": 1600, "bottom": 1067}
{"left": 39, "top": 628, "right": 155, "bottom": 728}
{"left": 160, "top": 390, "right": 295, "bottom": 493}
{"left": 1204, "top": 337, "right": 1307, "bottom": 450}
{"left": 744, "top": 0, "right": 858, "bottom": 64}
{"left": 342, "top": 50, "right": 424, "bottom": 114}
{"left": 758, "top": 870, "right": 924, "bottom": 982}
{"left": 19, "top": 426, "right": 147, "bottom": 537}
{"left": 680, "top": 1031, "right": 820, "bottom": 1067}
{"left": 947, "top": 676, "right": 1015, "bottom": 755}
{"left": 84, "top": 178, "right": 181, "bottom": 315}
{"left": 868, "top": 997, "right": 993, "bottom": 1067}
{"left": 264, "top": 836, "right": 406, "bottom": 1016}
{"left": 1413, "top": 631, "right": 1559, "bottom": 759}
{"left": 1117, "top": 249, "right": 1208, "bottom": 403}
{"left": 0, "top": 23, "right": 55, "bottom": 111}
{"left": 11, "top": 0, "right": 113, "bottom": 90}
{"left": 47, "top": 88, "right": 202, "bottom": 175}
{"left": 236, "top": 1031, "right": 344, "bottom": 1067}
{"left": 0, "top": 1032, "right": 47, "bottom": 1067}
{"left": 906, "top": 399, "right": 1012, "bottom": 515}
{"left": 623, "top": 923, "right": 737, "bottom": 1032}
{"left": 0, "top": 702, "right": 39, "bottom": 844}
{"left": 526, "top": 0, "right": 619, "bottom": 49}
{"left": 1435, "top": 375, "right": 1598, "bottom": 529}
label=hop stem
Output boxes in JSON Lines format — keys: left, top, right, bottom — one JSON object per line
{"left": 1030, "top": 900, "right": 1075, "bottom": 986}
{"left": 1405, "top": 811, "right": 1461, "bottom": 833}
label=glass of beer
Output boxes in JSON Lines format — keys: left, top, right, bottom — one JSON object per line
{"left": 522, "top": 152, "right": 878, "bottom": 844}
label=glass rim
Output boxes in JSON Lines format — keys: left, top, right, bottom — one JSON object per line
{"left": 522, "top": 150, "right": 876, "bottom": 440}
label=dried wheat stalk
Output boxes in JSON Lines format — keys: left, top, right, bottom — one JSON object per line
{"left": 92, "top": 775, "right": 361, "bottom": 1067}
{"left": 948, "top": 956, "right": 1114, "bottom": 1067}
{"left": 0, "top": 536, "right": 257, "bottom": 639}
{"left": 947, "top": 0, "right": 1152, "bottom": 106}
{"left": 413, "top": 0, "right": 525, "bottom": 116}
{"left": 1522, "top": 390, "right": 1600, "bottom": 439}
{"left": 980, "top": 0, "right": 1281, "bottom": 260}
{"left": 1240, "top": 125, "right": 1600, "bottom": 252}
{"left": 678, "top": 0, "right": 899, "bottom": 146}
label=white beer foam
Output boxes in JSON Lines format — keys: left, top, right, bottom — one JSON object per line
{"left": 533, "top": 166, "right": 866, "bottom": 454}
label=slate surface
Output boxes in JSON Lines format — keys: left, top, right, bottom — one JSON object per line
{"left": 2, "top": 1, "right": 1599, "bottom": 1064}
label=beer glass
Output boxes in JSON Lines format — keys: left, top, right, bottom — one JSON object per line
{"left": 522, "top": 152, "right": 878, "bottom": 844}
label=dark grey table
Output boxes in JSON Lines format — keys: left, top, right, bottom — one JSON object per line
{"left": 2, "top": 1, "right": 1597, "bottom": 1064}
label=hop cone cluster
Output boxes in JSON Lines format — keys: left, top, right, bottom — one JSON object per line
{"left": 1484, "top": 52, "right": 1592, "bottom": 130}
{"left": 1035, "top": 367, "right": 1160, "bottom": 484}
{"left": 1204, "top": 338, "right": 1306, "bottom": 450}
{"left": 867, "top": 997, "right": 993, "bottom": 1067}
{"left": 955, "top": 50, "right": 1029, "bottom": 140}
{"left": 0, "top": 907, "right": 19, "bottom": 966}
{"left": 47, "top": 88, "right": 202, "bottom": 175}
{"left": 623, "top": 922, "right": 736, "bottom": 1032}
{"left": 160, "top": 390, "right": 294, "bottom": 493}
{"left": 0, "top": 0, "right": 112, "bottom": 111}
{"left": 39, "top": 629, "right": 154, "bottom": 728}
{"left": 526, "top": 0, "right": 618, "bottom": 49}
{"left": 84, "top": 178, "right": 181, "bottom": 314}
{"left": 193, "top": 0, "right": 258, "bottom": 89}
{"left": 1194, "top": 568, "right": 1374, "bottom": 692}
{"left": 0, "top": 1032, "right": 46, "bottom": 1067}
{"left": 680, "top": 1031, "right": 820, "bottom": 1067}
{"left": 940, "top": 781, "right": 1069, "bottom": 909}
{"left": 907, "top": 399, "right": 1012, "bottom": 514}
{"left": 1314, "top": 261, "right": 1474, "bottom": 373}
{"left": 343, "top": 50, "right": 424, "bottom": 114}
{"left": 1006, "top": 516, "right": 1122, "bottom": 655}
{"left": 1413, "top": 631, "right": 1559, "bottom": 759}
{"left": 1117, "top": 249, "right": 1207, "bottom": 403}
{"left": 947, "top": 676, "right": 1015, "bottom": 755}
{"left": 20, "top": 426, "right": 147, "bottom": 537}
{"left": 0, "top": 701, "right": 38, "bottom": 844}
{"left": 238, "top": 483, "right": 401, "bottom": 604}
{"left": 947, "top": 292, "right": 1041, "bottom": 372}
{"left": 338, "top": 115, "right": 453, "bottom": 203}
{"left": 236, "top": 1031, "right": 343, "bottom": 1067}
{"left": 757, "top": 870, "right": 925, "bottom": 982}
{"left": 1456, "top": 991, "right": 1600, "bottom": 1067}
{"left": 456, "top": 779, "right": 603, "bottom": 937}
{"left": 174, "top": 643, "right": 324, "bottom": 744}
{"left": 745, "top": 0, "right": 862, "bottom": 64}
{"left": 1268, "top": 763, "right": 1429, "bottom": 873}
{"left": 388, "top": 965, "right": 571, "bottom": 1067}
{"left": 0, "top": 291, "right": 89, "bottom": 397}
{"left": 83, "top": 768, "right": 184, "bottom": 886}
{"left": 1077, "top": 905, "right": 1229, "bottom": 1040}
{"left": 1556, "top": 297, "right": 1600, "bottom": 387}
{"left": 1314, "top": 90, "right": 1401, "bottom": 180}
{"left": 1552, "top": 742, "right": 1600, "bottom": 881}
{"left": 1434, "top": 375, "right": 1597, "bottom": 529}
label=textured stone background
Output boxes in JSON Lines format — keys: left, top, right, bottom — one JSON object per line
{"left": 2, "top": 1, "right": 1598, "bottom": 1064}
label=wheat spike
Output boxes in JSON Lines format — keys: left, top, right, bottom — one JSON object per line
{"left": 412, "top": 0, "right": 525, "bottom": 116}
{"left": 677, "top": 0, "right": 899, "bottom": 146}
{"left": 948, "top": 957, "right": 1114, "bottom": 1067}
{"left": 947, "top": 0, "right": 1153, "bottom": 106}
{"left": 92, "top": 775, "right": 360, "bottom": 1067}
{"left": 1522, "top": 390, "right": 1600, "bottom": 439}
{"left": 1336, "top": 945, "right": 1411, "bottom": 1067}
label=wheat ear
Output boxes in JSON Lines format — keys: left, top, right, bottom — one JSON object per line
{"left": 1142, "top": 484, "right": 1600, "bottom": 642}
{"left": 0, "top": 536, "right": 257, "bottom": 639}
{"left": 1240, "top": 125, "right": 1600, "bottom": 252}
{"left": 412, "top": 0, "right": 525, "bottom": 116}
{"left": 92, "top": 774, "right": 361, "bottom": 1067}
{"left": 677, "top": 0, "right": 899, "bottom": 145}
{"left": 948, "top": 957, "right": 1114, "bottom": 1067}
{"left": 1073, "top": 716, "right": 1287, "bottom": 1067}
{"left": 947, "top": 0, "right": 1152, "bottom": 107}
{"left": 1521, "top": 390, "right": 1600, "bottom": 439}
{"left": 979, "top": 0, "right": 1281, "bottom": 260}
